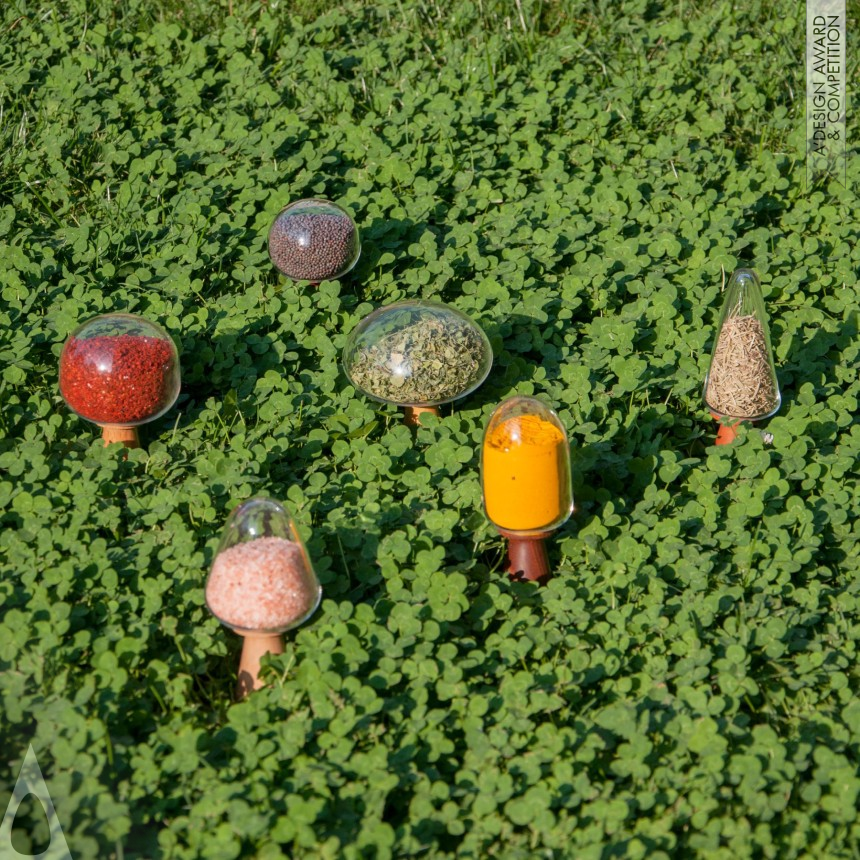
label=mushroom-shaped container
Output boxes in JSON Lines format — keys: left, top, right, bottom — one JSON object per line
{"left": 268, "top": 198, "right": 360, "bottom": 284}
{"left": 58, "top": 313, "right": 181, "bottom": 448}
{"left": 703, "top": 268, "right": 780, "bottom": 445}
{"left": 205, "top": 497, "right": 321, "bottom": 698}
{"left": 481, "top": 396, "right": 573, "bottom": 582}
{"left": 343, "top": 299, "right": 493, "bottom": 426}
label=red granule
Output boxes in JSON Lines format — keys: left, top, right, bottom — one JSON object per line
{"left": 206, "top": 537, "right": 320, "bottom": 632}
{"left": 59, "top": 334, "right": 177, "bottom": 425}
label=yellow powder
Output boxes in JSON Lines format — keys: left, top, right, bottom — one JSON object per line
{"left": 482, "top": 413, "right": 570, "bottom": 531}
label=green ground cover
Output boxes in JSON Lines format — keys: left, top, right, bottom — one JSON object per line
{"left": 1, "top": 0, "right": 859, "bottom": 856}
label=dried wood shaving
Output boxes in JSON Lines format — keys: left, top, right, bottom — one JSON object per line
{"left": 705, "top": 315, "right": 777, "bottom": 418}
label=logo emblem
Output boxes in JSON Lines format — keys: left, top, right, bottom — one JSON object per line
{"left": 0, "top": 746, "right": 71, "bottom": 859}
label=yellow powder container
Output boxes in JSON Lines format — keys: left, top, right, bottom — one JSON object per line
{"left": 481, "top": 396, "right": 573, "bottom": 581}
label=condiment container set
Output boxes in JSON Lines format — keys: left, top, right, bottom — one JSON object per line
{"left": 58, "top": 194, "right": 779, "bottom": 694}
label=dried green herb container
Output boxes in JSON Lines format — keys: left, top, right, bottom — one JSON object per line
{"left": 342, "top": 300, "right": 493, "bottom": 425}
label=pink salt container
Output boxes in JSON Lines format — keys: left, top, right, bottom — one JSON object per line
{"left": 206, "top": 497, "right": 321, "bottom": 698}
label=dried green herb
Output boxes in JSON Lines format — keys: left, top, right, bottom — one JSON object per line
{"left": 348, "top": 314, "right": 489, "bottom": 405}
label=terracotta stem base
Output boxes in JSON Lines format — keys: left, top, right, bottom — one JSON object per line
{"left": 710, "top": 412, "right": 741, "bottom": 446}
{"left": 237, "top": 633, "right": 284, "bottom": 699}
{"left": 498, "top": 529, "right": 553, "bottom": 583}
{"left": 101, "top": 425, "right": 140, "bottom": 448}
{"left": 403, "top": 405, "right": 440, "bottom": 427}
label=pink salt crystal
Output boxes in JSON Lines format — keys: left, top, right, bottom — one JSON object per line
{"left": 206, "top": 536, "right": 319, "bottom": 632}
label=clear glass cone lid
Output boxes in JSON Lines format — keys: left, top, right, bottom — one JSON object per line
{"left": 268, "top": 198, "right": 360, "bottom": 282}
{"left": 58, "top": 313, "right": 181, "bottom": 427}
{"left": 205, "top": 498, "right": 322, "bottom": 635}
{"left": 342, "top": 300, "right": 493, "bottom": 407}
{"left": 704, "top": 268, "right": 780, "bottom": 420}
{"left": 481, "top": 396, "right": 573, "bottom": 535}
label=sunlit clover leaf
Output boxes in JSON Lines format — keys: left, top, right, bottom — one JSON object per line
{"left": 687, "top": 717, "right": 728, "bottom": 757}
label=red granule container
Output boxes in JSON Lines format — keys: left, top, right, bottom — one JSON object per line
{"left": 59, "top": 313, "right": 180, "bottom": 427}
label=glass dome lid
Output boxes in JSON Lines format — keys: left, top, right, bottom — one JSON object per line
{"left": 58, "top": 313, "right": 181, "bottom": 427}
{"left": 481, "top": 395, "right": 573, "bottom": 536}
{"left": 703, "top": 268, "right": 780, "bottom": 421}
{"left": 205, "top": 497, "right": 322, "bottom": 636}
{"left": 267, "top": 198, "right": 360, "bottom": 283}
{"left": 342, "top": 299, "right": 493, "bottom": 407}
